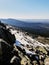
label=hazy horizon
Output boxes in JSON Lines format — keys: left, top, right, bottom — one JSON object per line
{"left": 0, "top": 0, "right": 49, "bottom": 19}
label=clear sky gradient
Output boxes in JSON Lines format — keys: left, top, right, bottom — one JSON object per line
{"left": 0, "top": 0, "right": 49, "bottom": 19}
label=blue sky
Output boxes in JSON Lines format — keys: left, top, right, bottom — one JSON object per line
{"left": 0, "top": 0, "right": 49, "bottom": 19}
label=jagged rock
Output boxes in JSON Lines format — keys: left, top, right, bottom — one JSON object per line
{"left": 0, "top": 22, "right": 16, "bottom": 45}
{"left": 0, "top": 21, "right": 6, "bottom": 29}
{"left": 10, "top": 56, "right": 21, "bottom": 65}
{"left": 0, "top": 22, "right": 16, "bottom": 64}
{"left": 0, "top": 22, "right": 49, "bottom": 65}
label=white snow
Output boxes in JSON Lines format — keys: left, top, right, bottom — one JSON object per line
{"left": 10, "top": 27, "right": 49, "bottom": 54}
{"left": 25, "top": 49, "right": 36, "bottom": 55}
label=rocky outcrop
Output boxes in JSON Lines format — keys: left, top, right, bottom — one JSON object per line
{"left": 0, "top": 22, "right": 16, "bottom": 64}
{"left": 0, "top": 22, "right": 49, "bottom": 65}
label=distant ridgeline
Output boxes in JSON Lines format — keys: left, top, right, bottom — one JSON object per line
{"left": 1, "top": 19, "right": 49, "bottom": 37}
{"left": 20, "top": 26, "right": 49, "bottom": 37}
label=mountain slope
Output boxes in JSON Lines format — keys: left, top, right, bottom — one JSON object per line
{"left": 1, "top": 19, "right": 49, "bottom": 37}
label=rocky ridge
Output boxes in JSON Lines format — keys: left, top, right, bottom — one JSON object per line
{"left": 0, "top": 22, "right": 49, "bottom": 65}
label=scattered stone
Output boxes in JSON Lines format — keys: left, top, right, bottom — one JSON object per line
{"left": 0, "top": 22, "right": 49, "bottom": 65}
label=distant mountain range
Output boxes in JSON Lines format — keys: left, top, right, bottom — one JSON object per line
{"left": 0, "top": 18, "right": 49, "bottom": 37}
